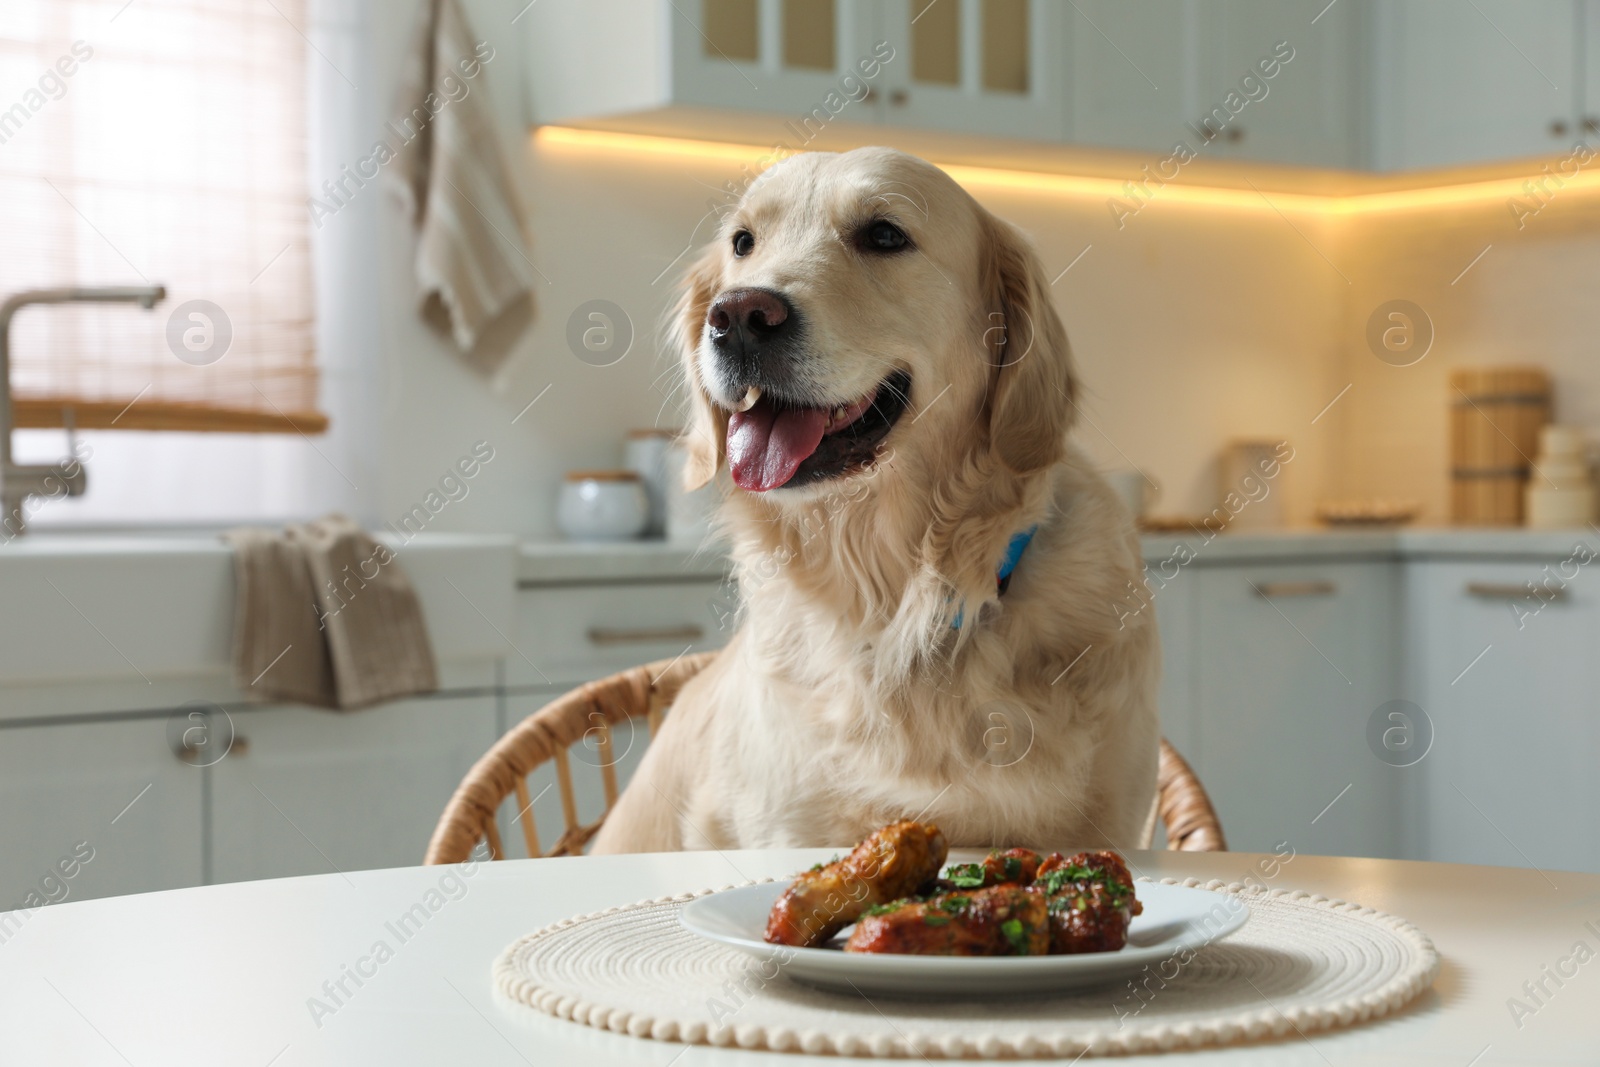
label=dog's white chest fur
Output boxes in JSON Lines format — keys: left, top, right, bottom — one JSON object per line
{"left": 679, "top": 570, "right": 1159, "bottom": 852}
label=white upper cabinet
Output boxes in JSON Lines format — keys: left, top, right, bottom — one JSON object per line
{"left": 1196, "top": 0, "right": 1362, "bottom": 168}
{"left": 1068, "top": 0, "right": 1199, "bottom": 155}
{"left": 524, "top": 0, "right": 889, "bottom": 127}
{"left": 523, "top": 0, "right": 1600, "bottom": 172}
{"left": 1368, "top": 0, "right": 1581, "bottom": 170}
{"left": 873, "top": 0, "right": 1067, "bottom": 140}
{"left": 670, "top": 0, "right": 887, "bottom": 122}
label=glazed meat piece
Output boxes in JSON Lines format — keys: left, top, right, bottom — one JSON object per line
{"left": 1034, "top": 850, "right": 1141, "bottom": 954}
{"left": 843, "top": 884, "right": 1049, "bottom": 956}
{"left": 1036, "top": 850, "right": 1139, "bottom": 904}
{"left": 764, "top": 820, "right": 947, "bottom": 947}
{"left": 939, "top": 847, "right": 1044, "bottom": 890}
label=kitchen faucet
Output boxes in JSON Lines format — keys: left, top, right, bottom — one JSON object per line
{"left": 0, "top": 286, "right": 167, "bottom": 537}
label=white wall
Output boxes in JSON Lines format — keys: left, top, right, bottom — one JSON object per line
{"left": 1333, "top": 194, "right": 1600, "bottom": 522}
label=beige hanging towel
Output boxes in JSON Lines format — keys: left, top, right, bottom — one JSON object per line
{"left": 223, "top": 515, "right": 439, "bottom": 710}
{"left": 392, "top": 0, "right": 537, "bottom": 374}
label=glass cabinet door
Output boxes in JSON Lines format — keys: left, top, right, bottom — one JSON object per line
{"left": 874, "top": 0, "right": 1067, "bottom": 141}
{"left": 671, "top": 0, "right": 888, "bottom": 129}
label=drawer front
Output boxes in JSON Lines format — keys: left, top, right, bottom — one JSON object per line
{"left": 511, "top": 580, "right": 735, "bottom": 685}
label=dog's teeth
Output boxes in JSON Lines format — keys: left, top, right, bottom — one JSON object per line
{"left": 832, "top": 406, "right": 846, "bottom": 422}
{"left": 735, "top": 385, "right": 761, "bottom": 413}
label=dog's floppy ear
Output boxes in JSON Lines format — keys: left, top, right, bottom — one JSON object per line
{"left": 979, "top": 213, "right": 1078, "bottom": 474}
{"left": 673, "top": 245, "right": 727, "bottom": 491}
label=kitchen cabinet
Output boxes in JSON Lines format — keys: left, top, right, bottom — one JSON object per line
{"left": 875, "top": 0, "right": 1067, "bottom": 140}
{"left": 510, "top": 578, "right": 733, "bottom": 687}
{"left": 1197, "top": 0, "right": 1362, "bottom": 168}
{"left": 525, "top": 0, "right": 889, "bottom": 129}
{"left": 0, "top": 718, "right": 202, "bottom": 907}
{"left": 1068, "top": 0, "right": 1197, "bottom": 155}
{"left": 671, "top": 0, "right": 885, "bottom": 121}
{"left": 1368, "top": 0, "right": 1582, "bottom": 170}
{"left": 1405, "top": 559, "right": 1600, "bottom": 874}
{"left": 1191, "top": 561, "right": 1401, "bottom": 860}
{"left": 6, "top": 534, "right": 1596, "bottom": 908}
{"left": 1148, "top": 548, "right": 1200, "bottom": 763}
{"left": 209, "top": 696, "right": 497, "bottom": 884}
{"left": 528, "top": 0, "right": 1599, "bottom": 173}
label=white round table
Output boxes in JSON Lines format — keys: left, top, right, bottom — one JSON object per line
{"left": 1, "top": 848, "right": 1593, "bottom": 1065}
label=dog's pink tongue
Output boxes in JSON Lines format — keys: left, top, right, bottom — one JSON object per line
{"left": 727, "top": 404, "right": 829, "bottom": 492}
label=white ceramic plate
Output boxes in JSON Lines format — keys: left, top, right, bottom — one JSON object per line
{"left": 680, "top": 880, "right": 1249, "bottom": 997}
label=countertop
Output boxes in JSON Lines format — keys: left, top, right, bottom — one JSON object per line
{"left": 520, "top": 526, "right": 1600, "bottom": 584}
{"left": 2, "top": 846, "right": 1593, "bottom": 1065}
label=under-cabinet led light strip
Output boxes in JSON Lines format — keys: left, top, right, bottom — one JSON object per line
{"left": 535, "top": 125, "right": 1600, "bottom": 217}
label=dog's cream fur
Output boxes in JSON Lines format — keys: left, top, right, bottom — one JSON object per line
{"left": 593, "top": 147, "right": 1159, "bottom": 854}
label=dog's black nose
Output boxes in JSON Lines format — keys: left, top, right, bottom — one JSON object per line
{"left": 706, "top": 288, "right": 794, "bottom": 355}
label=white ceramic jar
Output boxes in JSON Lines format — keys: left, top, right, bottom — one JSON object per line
{"left": 664, "top": 441, "right": 720, "bottom": 545}
{"left": 1526, "top": 425, "right": 1596, "bottom": 528}
{"left": 624, "top": 429, "right": 675, "bottom": 538}
{"left": 557, "top": 471, "right": 650, "bottom": 541}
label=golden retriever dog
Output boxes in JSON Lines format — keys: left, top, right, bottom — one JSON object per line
{"left": 593, "top": 147, "right": 1159, "bottom": 854}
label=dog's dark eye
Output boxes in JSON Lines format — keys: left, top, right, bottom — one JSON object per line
{"left": 732, "top": 231, "right": 755, "bottom": 257}
{"left": 861, "top": 220, "right": 909, "bottom": 253}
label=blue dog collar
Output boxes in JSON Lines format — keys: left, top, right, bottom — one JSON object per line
{"left": 952, "top": 525, "right": 1038, "bottom": 629}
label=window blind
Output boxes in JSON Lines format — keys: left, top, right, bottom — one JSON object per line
{"left": 0, "top": 0, "right": 325, "bottom": 434}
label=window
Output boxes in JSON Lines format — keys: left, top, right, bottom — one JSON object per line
{"left": 1, "top": 0, "right": 333, "bottom": 526}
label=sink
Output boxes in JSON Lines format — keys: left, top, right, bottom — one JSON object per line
{"left": 0, "top": 532, "right": 516, "bottom": 712}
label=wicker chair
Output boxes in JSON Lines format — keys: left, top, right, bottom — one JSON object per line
{"left": 425, "top": 652, "right": 1226, "bottom": 864}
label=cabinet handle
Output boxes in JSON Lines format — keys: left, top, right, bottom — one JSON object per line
{"left": 1226, "top": 127, "right": 1245, "bottom": 143}
{"left": 1550, "top": 119, "right": 1570, "bottom": 137}
{"left": 587, "top": 624, "right": 704, "bottom": 646}
{"left": 1465, "top": 582, "right": 1568, "bottom": 603}
{"left": 888, "top": 89, "right": 908, "bottom": 107}
{"left": 1251, "top": 580, "right": 1336, "bottom": 598}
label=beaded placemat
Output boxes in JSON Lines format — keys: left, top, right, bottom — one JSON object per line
{"left": 493, "top": 878, "right": 1438, "bottom": 1058}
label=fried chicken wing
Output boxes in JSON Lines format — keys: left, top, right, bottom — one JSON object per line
{"left": 762, "top": 822, "right": 1141, "bottom": 958}
{"left": 1034, "top": 850, "right": 1141, "bottom": 954}
{"left": 763, "top": 820, "right": 947, "bottom": 947}
{"left": 842, "top": 884, "right": 1049, "bottom": 956}
{"left": 938, "top": 847, "right": 1044, "bottom": 890}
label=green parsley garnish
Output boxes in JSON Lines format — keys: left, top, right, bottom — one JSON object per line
{"left": 1000, "top": 918, "right": 1027, "bottom": 953}
{"left": 1002, "top": 856, "right": 1023, "bottom": 881}
{"left": 865, "top": 901, "right": 905, "bottom": 916}
{"left": 923, "top": 914, "right": 952, "bottom": 926}
{"left": 945, "top": 862, "right": 986, "bottom": 889}
{"left": 937, "top": 895, "right": 972, "bottom": 913}
{"left": 1036, "top": 864, "right": 1133, "bottom": 906}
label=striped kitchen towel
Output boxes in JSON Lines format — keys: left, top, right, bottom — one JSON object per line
{"left": 391, "top": 0, "right": 537, "bottom": 376}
